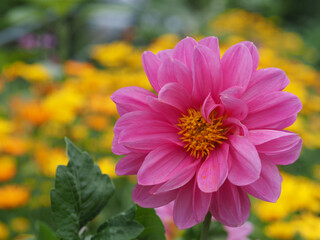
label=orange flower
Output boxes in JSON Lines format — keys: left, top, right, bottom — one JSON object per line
{"left": 0, "top": 137, "right": 28, "bottom": 156}
{"left": 0, "top": 185, "right": 30, "bottom": 209}
{"left": 0, "top": 156, "right": 17, "bottom": 182}
{"left": 85, "top": 115, "right": 109, "bottom": 131}
{"left": 20, "top": 101, "right": 50, "bottom": 125}
{"left": 64, "top": 60, "right": 95, "bottom": 76}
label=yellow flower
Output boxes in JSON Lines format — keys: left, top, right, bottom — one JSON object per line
{"left": 97, "top": 157, "right": 117, "bottom": 178}
{"left": 34, "top": 145, "right": 68, "bottom": 177}
{"left": 70, "top": 124, "right": 88, "bottom": 141}
{"left": 0, "top": 156, "right": 17, "bottom": 182}
{"left": 0, "top": 185, "right": 30, "bottom": 209}
{"left": 10, "top": 218, "right": 30, "bottom": 233}
{"left": 254, "top": 173, "right": 320, "bottom": 222}
{"left": 265, "top": 221, "right": 296, "bottom": 240}
{"left": 2, "top": 62, "right": 51, "bottom": 83}
{"left": 0, "top": 222, "right": 9, "bottom": 240}
{"left": 91, "top": 41, "right": 134, "bottom": 67}
{"left": 0, "top": 118, "right": 14, "bottom": 137}
{"left": 148, "top": 34, "right": 180, "bottom": 54}
{"left": 42, "top": 86, "right": 84, "bottom": 124}
{"left": 265, "top": 213, "right": 320, "bottom": 240}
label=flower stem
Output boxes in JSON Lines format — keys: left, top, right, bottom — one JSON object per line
{"left": 200, "top": 212, "right": 212, "bottom": 240}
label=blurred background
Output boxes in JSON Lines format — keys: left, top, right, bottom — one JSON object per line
{"left": 0, "top": 0, "right": 320, "bottom": 239}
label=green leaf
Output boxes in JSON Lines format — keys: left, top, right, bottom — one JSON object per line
{"left": 50, "top": 138, "right": 115, "bottom": 240}
{"left": 135, "top": 206, "right": 166, "bottom": 240}
{"left": 93, "top": 205, "right": 144, "bottom": 240}
{"left": 35, "top": 221, "right": 59, "bottom": 240}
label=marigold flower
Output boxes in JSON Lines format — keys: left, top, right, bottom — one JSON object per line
{"left": 0, "top": 222, "right": 9, "bottom": 240}
{"left": 0, "top": 156, "right": 17, "bottom": 182}
{"left": 0, "top": 185, "right": 30, "bottom": 209}
{"left": 111, "top": 37, "right": 302, "bottom": 229}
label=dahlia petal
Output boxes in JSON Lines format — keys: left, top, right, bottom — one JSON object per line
{"left": 197, "top": 144, "right": 229, "bottom": 192}
{"left": 112, "top": 135, "right": 131, "bottom": 155}
{"left": 261, "top": 139, "right": 302, "bottom": 165}
{"left": 111, "top": 86, "right": 156, "bottom": 116}
{"left": 243, "top": 68, "right": 289, "bottom": 102}
{"left": 193, "top": 178, "right": 212, "bottom": 222}
{"left": 192, "top": 45, "right": 223, "bottom": 103}
{"left": 243, "top": 158, "right": 282, "bottom": 202}
{"left": 210, "top": 181, "right": 251, "bottom": 227}
{"left": 147, "top": 97, "right": 181, "bottom": 124}
{"left": 142, "top": 51, "right": 161, "bottom": 92}
{"left": 224, "top": 222, "right": 254, "bottom": 240}
{"left": 220, "top": 88, "right": 248, "bottom": 121}
{"left": 228, "top": 136, "right": 261, "bottom": 186}
{"left": 132, "top": 184, "right": 177, "bottom": 208}
{"left": 241, "top": 41, "right": 259, "bottom": 71}
{"left": 118, "top": 123, "right": 180, "bottom": 151}
{"left": 114, "top": 110, "right": 166, "bottom": 130}
{"left": 243, "top": 92, "right": 302, "bottom": 129}
{"left": 272, "top": 114, "right": 297, "bottom": 130}
{"left": 198, "top": 36, "right": 220, "bottom": 58}
{"left": 221, "top": 43, "right": 253, "bottom": 90}
{"left": 158, "top": 82, "right": 193, "bottom": 112}
{"left": 201, "top": 94, "right": 224, "bottom": 122}
{"left": 223, "top": 117, "right": 249, "bottom": 137}
{"left": 156, "top": 49, "right": 173, "bottom": 60}
{"left": 154, "top": 157, "right": 200, "bottom": 193}
{"left": 248, "top": 129, "right": 301, "bottom": 151}
{"left": 172, "top": 37, "right": 198, "bottom": 69}
{"left": 137, "top": 144, "right": 188, "bottom": 185}
{"left": 158, "top": 58, "right": 193, "bottom": 93}
{"left": 115, "top": 153, "right": 146, "bottom": 175}
{"left": 173, "top": 180, "right": 198, "bottom": 229}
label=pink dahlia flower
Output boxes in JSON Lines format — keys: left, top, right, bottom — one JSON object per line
{"left": 111, "top": 37, "right": 302, "bottom": 229}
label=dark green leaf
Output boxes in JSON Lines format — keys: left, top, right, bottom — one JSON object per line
{"left": 35, "top": 221, "right": 59, "bottom": 240}
{"left": 135, "top": 206, "right": 166, "bottom": 240}
{"left": 93, "top": 205, "right": 144, "bottom": 240}
{"left": 50, "top": 138, "right": 115, "bottom": 240}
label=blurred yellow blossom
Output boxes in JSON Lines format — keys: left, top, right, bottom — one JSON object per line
{"left": 70, "top": 124, "right": 89, "bottom": 141}
{"left": 3, "top": 62, "right": 51, "bottom": 83}
{"left": 0, "top": 118, "right": 14, "bottom": 137}
{"left": 148, "top": 34, "right": 180, "bottom": 54}
{"left": 91, "top": 41, "right": 134, "bottom": 67}
{"left": 42, "top": 87, "right": 84, "bottom": 124}
{"left": 0, "top": 185, "right": 30, "bottom": 209}
{"left": 254, "top": 173, "right": 320, "bottom": 222}
{"left": 0, "top": 156, "right": 17, "bottom": 182}
{"left": 265, "top": 213, "right": 320, "bottom": 240}
{"left": 97, "top": 157, "right": 117, "bottom": 178}
{"left": 34, "top": 145, "right": 68, "bottom": 177}
{"left": 0, "top": 222, "right": 9, "bottom": 240}
{"left": 10, "top": 218, "right": 30, "bottom": 233}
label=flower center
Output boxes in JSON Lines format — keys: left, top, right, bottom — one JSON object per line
{"left": 177, "top": 108, "right": 228, "bottom": 159}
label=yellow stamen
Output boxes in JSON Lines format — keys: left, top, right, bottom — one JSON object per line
{"left": 177, "top": 108, "right": 228, "bottom": 159}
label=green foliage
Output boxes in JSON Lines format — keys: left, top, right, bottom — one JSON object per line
{"left": 50, "top": 139, "right": 167, "bottom": 240}
{"left": 135, "top": 206, "right": 166, "bottom": 240}
{"left": 35, "top": 221, "right": 59, "bottom": 240}
{"left": 93, "top": 206, "right": 144, "bottom": 240}
{"left": 50, "top": 138, "right": 115, "bottom": 240}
